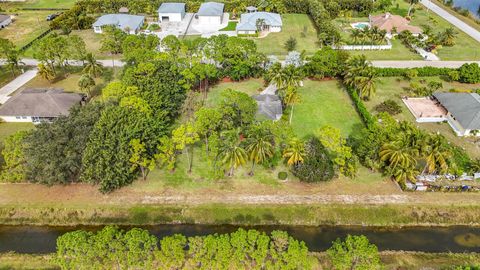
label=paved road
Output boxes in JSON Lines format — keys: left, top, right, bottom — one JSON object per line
{"left": 0, "top": 69, "right": 38, "bottom": 104}
{"left": 372, "top": 60, "right": 480, "bottom": 68}
{"left": 420, "top": 0, "right": 480, "bottom": 43}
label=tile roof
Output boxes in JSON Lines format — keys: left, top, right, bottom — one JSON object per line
{"left": 370, "top": 13, "right": 422, "bottom": 34}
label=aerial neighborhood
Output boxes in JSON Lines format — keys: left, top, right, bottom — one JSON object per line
{"left": 1, "top": 0, "right": 480, "bottom": 269}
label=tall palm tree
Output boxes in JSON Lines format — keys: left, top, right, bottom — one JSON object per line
{"left": 265, "top": 62, "right": 283, "bottom": 87}
{"left": 78, "top": 73, "right": 96, "bottom": 98}
{"left": 351, "top": 29, "right": 362, "bottom": 45}
{"left": 82, "top": 53, "right": 103, "bottom": 78}
{"left": 380, "top": 135, "right": 418, "bottom": 171}
{"left": 391, "top": 165, "right": 419, "bottom": 185}
{"left": 344, "top": 55, "right": 377, "bottom": 100}
{"left": 355, "top": 70, "right": 378, "bottom": 100}
{"left": 283, "top": 86, "right": 300, "bottom": 124}
{"left": 280, "top": 65, "right": 303, "bottom": 89}
{"left": 246, "top": 132, "right": 274, "bottom": 175}
{"left": 283, "top": 138, "right": 305, "bottom": 166}
{"left": 441, "top": 27, "right": 457, "bottom": 46}
{"left": 407, "top": 0, "right": 419, "bottom": 16}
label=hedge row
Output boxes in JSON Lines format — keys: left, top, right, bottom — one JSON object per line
{"left": 345, "top": 86, "right": 376, "bottom": 129}
{"left": 19, "top": 28, "right": 52, "bottom": 52}
{"left": 374, "top": 67, "right": 454, "bottom": 77}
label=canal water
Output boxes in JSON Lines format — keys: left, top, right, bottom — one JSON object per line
{"left": 0, "top": 225, "right": 479, "bottom": 254}
{"left": 453, "top": 0, "right": 480, "bottom": 18}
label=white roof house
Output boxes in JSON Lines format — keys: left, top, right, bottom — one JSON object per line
{"left": 236, "top": 12, "right": 282, "bottom": 34}
{"left": 158, "top": 3, "right": 186, "bottom": 22}
{"left": 197, "top": 2, "right": 224, "bottom": 25}
{"left": 93, "top": 14, "right": 145, "bottom": 34}
{"left": 0, "top": 14, "right": 12, "bottom": 29}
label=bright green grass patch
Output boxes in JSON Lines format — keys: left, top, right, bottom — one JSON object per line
{"left": 220, "top": 21, "right": 238, "bottom": 31}
{"left": 206, "top": 78, "right": 264, "bottom": 106}
{"left": 348, "top": 38, "right": 423, "bottom": 60}
{"left": 0, "top": 123, "right": 35, "bottom": 144}
{"left": 254, "top": 14, "right": 320, "bottom": 57}
{"left": 291, "top": 80, "right": 363, "bottom": 138}
{"left": 20, "top": 0, "right": 77, "bottom": 9}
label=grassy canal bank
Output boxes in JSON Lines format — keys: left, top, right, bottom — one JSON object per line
{"left": 1, "top": 251, "right": 479, "bottom": 270}
{"left": 2, "top": 203, "right": 480, "bottom": 226}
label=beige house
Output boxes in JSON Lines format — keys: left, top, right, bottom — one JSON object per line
{"left": 369, "top": 13, "right": 422, "bottom": 36}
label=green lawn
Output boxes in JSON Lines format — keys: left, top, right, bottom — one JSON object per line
{"left": 206, "top": 78, "right": 264, "bottom": 106}
{"left": 254, "top": 14, "right": 320, "bottom": 57}
{"left": 18, "top": 0, "right": 77, "bottom": 9}
{"left": 291, "top": 80, "right": 363, "bottom": 138}
{"left": 348, "top": 39, "right": 422, "bottom": 60}
{"left": 1, "top": 11, "right": 52, "bottom": 49}
{"left": 0, "top": 123, "right": 35, "bottom": 144}
{"left": 220, "top": 21, "right": 238, "bottom": 31}
{"left": 364, "top": 76, "right": 480, "bottom": 158}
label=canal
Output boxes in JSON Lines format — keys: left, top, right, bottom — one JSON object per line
{"left": 0, "top": 225, "right": 479, "bottom": 254}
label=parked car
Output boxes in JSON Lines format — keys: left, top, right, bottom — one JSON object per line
{"left": 46, "top": 13, "right": 62, "bottom": 21}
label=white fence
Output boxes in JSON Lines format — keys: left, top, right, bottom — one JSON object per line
{"left": 334, "top": 44, "right": 392, "bottom": 50}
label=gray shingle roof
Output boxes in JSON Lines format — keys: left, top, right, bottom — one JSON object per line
{"left": 0, "top": 14, "right": 10, "bottom": 23}
{"left": 253, "top": 94, "right": 283, "bottom": 120}
{"left": 93, "top": 14, "right": 145, "bottom": 31}
{"left": 0, "top": 89, "right": 83, "bottom": 117}
{"left": 198, "top": 2, "right": 224, "bottom": 16}
{"left": 158, "top": 3, "right": 186, "bottom": 14}
{"left": 236, "top": 12, "right": 282, "bottom": 31}
{"left": 433, "top": 92, "right": 480, "bottom": 130}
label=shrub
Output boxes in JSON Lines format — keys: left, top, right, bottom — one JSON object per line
{"left": 284, "top": 36, "right": 297, "bottom": 51}
{"left": 292, "top": 137, "right": 335, "bottom": 182}
{"left": 458, "top": 63, "right": 480, "bottom": 83}
{"left": 448, "top": 70, "right": 460, "bottom": 81}
{"left": 404, "top": 69, "right": 418, "bottom": 80}
{"left": 148, "top": 23, "right": 160, "bottom": 31}
{"left": 277, "top": 171, "right": 288, "bottom": 180}
{"left": 374, "top": 99, "right": 402, "bottom": 115}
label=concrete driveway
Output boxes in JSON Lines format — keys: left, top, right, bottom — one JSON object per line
{"left": 0, "top": 69, "right": 38, "bottom": 104}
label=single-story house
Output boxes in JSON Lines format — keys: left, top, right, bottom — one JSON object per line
{"left": 0, "top": 89, "right": 83, "bottom": 123}
{"left": 433, "top": 92, "right": 480, "bottom": 137}
{"left": 253, "top": 94, "right": 283, "bottom": 121}
{"left": 93, "top": 14, "right": 145, "bottom": 34}
{"left": 197, "top": 2, "right": 224, "bottom": 25}
{"left": 158, "top": 3, "right": 186, "bottom": 22}
{"left": 369, "top": 12, "right": 422, "bottom": 36}
{"left": 0, "top": 14, "right": 12, "bottom": 29}
{"left": 236, "top": 11, "right": 282, "bottom": 34}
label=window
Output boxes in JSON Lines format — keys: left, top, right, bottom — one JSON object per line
{"left": 22, "top": 116, "right": 27, "bottom": 119}
{"left": 15, "top": 116, "right": 20, "bottom": 119}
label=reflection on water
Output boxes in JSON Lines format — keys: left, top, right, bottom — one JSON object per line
{"left": 454, "top": 233, "right": 480, "bottom": 248}
{"left": 0, "top": 225, "right": 480, "bottom": 254}
{"left": 453, "top": 0, "right": 480, "bottom": 18}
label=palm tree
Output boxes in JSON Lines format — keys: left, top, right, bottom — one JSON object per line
{"left": 246, "top": 132, "right": 274, "bottom": 175}
{"left": 344, "top": 55, "right": 377, "bottom": 100}
{"left": 283, "top": 138, "right": 305, "bottom": 166}
{"left": 355, "top": 70, "right": 378, "bottom": 100}
{"left": 265, "top": 62, "right": 283, "bottom": 87}
{"left": 82, "top": 53, "right": 103, "bottom": 78}
{"left": 440, "top": 27, "right": 457, "bottom": 46}
{"left": 407, "top": 0, "right": 419, "bottom": 17}
{"left": 423, "top": 135, "right": 450, "bottom": 174}
{"left": 280, "top": 65, "right": 303, "bottom": 88}
{"left": 283, "top": 86, "right": 300, "bottom": 124}
{"left": 37, "top": 62, "right": 55, "bottom": 81}
{"left": 379, "top": 135, "right": 418, "bottom": 171}
{"left": 219, "top": 134, "right": 248, "bottom": 177}
{"left": 78, "top": 73, "right": 96, "bottom": 98}
{"left": 391, "top": 165, "right": 419, "bottom": 185}
{"left": 351, "top": 29, "right": 362, "bottom": 45}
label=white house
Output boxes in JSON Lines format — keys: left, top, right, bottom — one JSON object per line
{"left": 92, "top": 14, "right": 145, "bottom": 34}
{"left": 236, "top": 11, "right": 282, "bottom": 35}
{"left": 158, "top": 3, "right": 186, "bottom": 22}
{"left": 0, "top": 89, "right": 83, "bottom": 124}
{"left": 433, "top": 92, "right": 480, "bottom": 137}
{"left": 197, "top": 2, "right": 224, "bottom": 25}
{"left": 0, "top": 14, "right": 12, "bottom": 29}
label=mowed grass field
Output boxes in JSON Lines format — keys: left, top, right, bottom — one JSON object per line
{"left": 0, "top": 11, "right": 52, "bottom": 48}
{"left": 254, "top": 14, "right": 320, "bottom": 57}
{"left": 291, "top": 80, "right": 363, "bottom": 138}
{"left": 9, "top": 0, "right": 76, "bottom": 9}
{"left": 363, "top": 76, "right": 480, "bottom": 158}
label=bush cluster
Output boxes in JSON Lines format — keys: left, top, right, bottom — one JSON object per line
{"left": 374, "top": 99, "right": 402, "bottom": 115}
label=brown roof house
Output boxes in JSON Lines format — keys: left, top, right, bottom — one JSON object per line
{"left": 369, "top": 12, "right": 422, "bottom": 37}
{"left": 0, "top": 89, "right": 83, "bottom": 124}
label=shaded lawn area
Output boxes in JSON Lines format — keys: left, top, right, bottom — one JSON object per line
{"left": 254, "top": 14, "right": 320, "bottom": 57}
{"left": 364, "top": 76, "right": 480, "bottom": 158}
{"left": 1, "top": 11, "right": 52, "bottom": 48}
{"left": 291, "top": 80, "right": 363, "bottom": 138}
{"left": 0, "top": 123, "right": 34, "bottom": 144}
{"left": 206, "top": 78, "right": 264, "bottom": 106}
{"left": 220, "top": 21, "right": 238, "bottom": 31}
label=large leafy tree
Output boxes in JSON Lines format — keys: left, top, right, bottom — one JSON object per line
{"left": 129, "top": 139, "right": 156, "bottom": 181}
{"left": 304, "top": 47, "right": 349, "bottom": 79}
{"left": 217, "top": 89, "right": 257, "bottom": 129}
{"left": 0, "top": 131, "right": 29, "bottom": 182}
{"left": 292, "top": 137, "right": 335, "bottom": 182}
{"left": 194, "top": 107, "right": 222, "bottom": 156}
{"left": 318, "top": 125, "right": 358, "bottom": 178}
{"left": 0, "top": 38, "right": 23, "bottom": 77}
{"left": 33, "top": 33, "right": 71, "bottom": 75}
{"left": 171, "top": 122, "right": 200, "bottom": 173}
{"left": 327, "top": 235, "right": 382, "bottom": 270}
{"left": 24, "top": 102, "right": 105, "bottom": 185}
{"left": 100, "top": 26, "right": 127, "bottom": 69}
